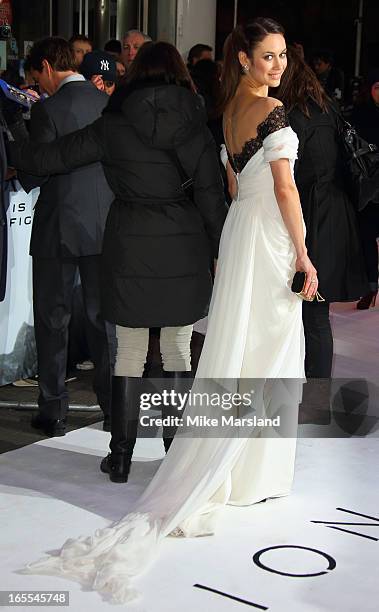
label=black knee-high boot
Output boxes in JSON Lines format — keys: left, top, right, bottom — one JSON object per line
{"left": 161, "top": 371, "right": 193, "bottom": 453}
{"left": 100, "top": 376, "right": 141, "bottom": 482}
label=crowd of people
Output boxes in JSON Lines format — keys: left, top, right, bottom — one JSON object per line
{"left": 1, "top": 27, "right": 377, "bottom": 426}
{"left": 2, "top": 21, "right": 379, "bottom": 442}
{"left": 0, "top": 14, "right": 378, "bottom": 604}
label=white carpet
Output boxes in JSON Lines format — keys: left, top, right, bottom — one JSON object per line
{"left": 0, "top": 430, "right": 378, "bottom": 612}
{"left": 0, "top": 301, "right": 378, "bottom": 611}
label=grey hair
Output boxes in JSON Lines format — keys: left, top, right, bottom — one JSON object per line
{"left": 123, "top": 30, "right": 151, "bottom": 41}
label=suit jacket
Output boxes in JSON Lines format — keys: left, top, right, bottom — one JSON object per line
{"left": 19, "top": 80, "right": 113, "bottom": 258}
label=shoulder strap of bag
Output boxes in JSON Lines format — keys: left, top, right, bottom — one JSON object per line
{"left": 327, "top": 101, "right": 346, "bottom": 134}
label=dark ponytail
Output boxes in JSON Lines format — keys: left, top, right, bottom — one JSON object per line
{"left": 218, "top": 17, "right": 285, "bottom": 114}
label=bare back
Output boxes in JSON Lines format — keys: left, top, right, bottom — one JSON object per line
{"left": 223, "top": 93, "right": 283, "bottom": 163}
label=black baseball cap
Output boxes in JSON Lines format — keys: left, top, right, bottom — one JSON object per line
{"left": 80, "top": 50, "right": 117, "bottom": 82}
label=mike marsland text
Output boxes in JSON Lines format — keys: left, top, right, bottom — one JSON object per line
{"left": 140, "top": 415, "right": 281, "bottom": 428}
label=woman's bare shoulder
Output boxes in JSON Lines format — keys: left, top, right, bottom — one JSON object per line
{"left": 245, "top": 96, "right": 284, "bottom": 119}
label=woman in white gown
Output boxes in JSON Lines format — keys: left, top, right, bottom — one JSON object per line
{"left": 17, "top": 17, "right": 318, "bottom": 604}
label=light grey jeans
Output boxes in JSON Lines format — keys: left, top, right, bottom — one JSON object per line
{"left": 114, "top": 325, "right": 193, "bottom": 377}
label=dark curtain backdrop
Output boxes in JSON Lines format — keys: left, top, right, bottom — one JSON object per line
{"left": 216, "top": 0, "right": 379, "bottom": 82}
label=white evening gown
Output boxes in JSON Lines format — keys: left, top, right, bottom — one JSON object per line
{"left": 22, "top": 119, "right": 305, "bottom": 603}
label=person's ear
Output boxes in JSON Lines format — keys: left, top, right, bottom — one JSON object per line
{"left": 238, "top": 51, "right": 251, "bottom": 73}
{"left": 41, "top": 59, "right": 52, "bottom": 76}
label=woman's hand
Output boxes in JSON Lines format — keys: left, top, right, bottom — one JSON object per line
{"left": 295, "top": 252, "right": 318, "bottom": 299}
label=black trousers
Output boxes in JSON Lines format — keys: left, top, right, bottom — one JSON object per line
{"left": 302, "top": 301, "right": 333, "bottom": 378}
{"left": 359, "top": 203, "right": 379, "bottom": 289}
{"left": 32, "top": 255, "right": 113, "bottom": 420}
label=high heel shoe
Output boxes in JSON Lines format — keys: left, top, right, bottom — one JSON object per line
{"left": 356, "top": 291, "right": 377, "bottom": 310}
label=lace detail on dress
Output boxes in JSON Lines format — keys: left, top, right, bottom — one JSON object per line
{"left": 228, "top": 105, "right": 289, "bottom": 173}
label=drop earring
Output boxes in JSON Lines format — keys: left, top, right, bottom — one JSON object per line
{"left": 242, "top": 64, "right": 249, "bottom": 74}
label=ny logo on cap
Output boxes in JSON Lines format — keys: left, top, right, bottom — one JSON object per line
{"left": 100, "top": 59, "right": 109, "bottom": 71}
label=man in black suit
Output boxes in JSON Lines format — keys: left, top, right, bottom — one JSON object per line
{"left": 18, "top": 37, "right": 114, "bottom": 436}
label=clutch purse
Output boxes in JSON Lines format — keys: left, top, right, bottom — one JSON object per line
{"left": 291, "top": 272, "right": 325, "bottom": 302}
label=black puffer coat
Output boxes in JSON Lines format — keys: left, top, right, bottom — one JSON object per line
{"left": 10, "top": 81, "right": 227, "bottom": 327}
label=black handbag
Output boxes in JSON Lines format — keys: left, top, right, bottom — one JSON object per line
{"left": 335, "top": 110, "right": 379, "bottom": 211}
{"left": 291, "top": 272, "right": 325, "bottom": 302}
